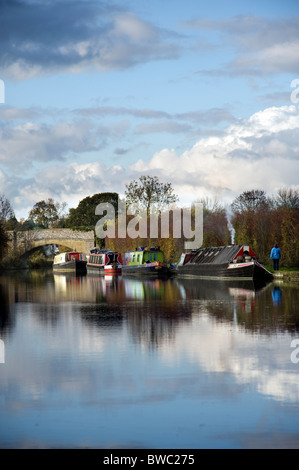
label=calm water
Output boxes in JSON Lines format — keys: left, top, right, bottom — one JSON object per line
{"left": 0, "top": 270, "right": 299, "bottom": 449}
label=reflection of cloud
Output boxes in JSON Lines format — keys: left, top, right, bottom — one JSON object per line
{"left": 2, "top": 277, "right": 298, "bottom": 408}
{"left": 160, "top": 313, "right": 299, "bottom": 403}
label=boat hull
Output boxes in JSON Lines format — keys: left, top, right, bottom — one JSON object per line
{"left": 53, "top": 260, "right": 87, "bottom": 274}
{"left": 122, "top": 263, "right": 169, "bottom": 277}
{"left": 87, "top": 264, "right": 105, "bottom": 275}
{"left": 104, "top": 265, "right": 122, "bottom": 275}
{"left": 177, "top": 260, "right": 273, "bottom": 281}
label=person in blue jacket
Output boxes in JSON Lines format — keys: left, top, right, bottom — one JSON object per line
{"left": 270, "top": 243, "right": 281, "bottom": 271}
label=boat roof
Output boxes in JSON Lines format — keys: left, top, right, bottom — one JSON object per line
{"left": 189, "top": 245, "right": 250, "bottom": 265}
{"left": 127, "top": 246, "right": 162, "bottom": 253}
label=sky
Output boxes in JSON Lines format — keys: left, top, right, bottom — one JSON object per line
{"left": 0, "top": 0, "right": 299, "bottom": 220}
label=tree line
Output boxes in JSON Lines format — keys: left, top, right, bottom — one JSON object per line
{"left": 0, "top": 179, "right": 299, "bottom": 267}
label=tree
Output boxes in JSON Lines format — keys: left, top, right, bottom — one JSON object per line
{"left": 191, "top": 197, "right": 230, "bottom": 246}
{"left": 274, "top": 188, "right": 299, "bottom": 209}
{"left": 125, "top": 175, "right": 178, "bottom": 215}
{"left": 65, "top": 192, "right": 119, "bottom": 228}
{"left": 28, "top": 198, "right": 65, "bottom": 228}
{"left": 231, "top": 190, "right": 271, "bottom": 260}
{"left": 231, "top": 189, "right": 268, "bottom": 213}
{"left": 0, "top": 193, "right": 15, "bottom": 222}
{"left": 0, "top": 221, "right": 9, "bottom": 259}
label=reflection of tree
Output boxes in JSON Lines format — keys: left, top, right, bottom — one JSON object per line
{"left": 80, "top": 303, "right": 124, "bottom": 329}
{"left": 0, "top": 283, "right": 12, "bottom": 334}
{"left": 3, "top": 269, "right": 299, "bottom": 350}
{"left": 125, "top": 300, "right": 192, "bottom": 350}
{"left": 181, "top": 278, "right": 299, "bottom": 335}
{"left": 82, "top": 277, "right": 192, "bottom": 349}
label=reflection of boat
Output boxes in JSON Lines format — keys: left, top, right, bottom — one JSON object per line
{"left": 176, "top": 245, "right": 273, "bottom": 281}
{"left": 85, "top": 275, "right": 186, "bottom": 307}
{"left": 87, "top": 249, "right": 122, "bottom": 275}
{"left": 104, "top": 264, "right": 122, "bottom": 275}
{"left": 122, "top": 246, "right": 169, "bottom": 277}
{"left": 53, "top": 252, "right": 87, "bottom": 274}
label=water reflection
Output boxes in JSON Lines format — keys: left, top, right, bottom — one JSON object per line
{"left": 1, "top": 271, "right": 299, "bottom": 448}
{"left": 272, "top": 286, "right": 282, "bottom": 306}
{"left": 1, "top": 271, "right": 299, "bottom": 337}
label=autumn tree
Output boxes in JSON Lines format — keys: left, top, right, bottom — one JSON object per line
{"left": 231, "top": 189, "right": 271, "bottom": 261}
{"left": 125, "top": 175, "right": 178, "bottom": 216}
{"left": 271, "top": 189, "right": 299, "bottom": 266}
{"left": 193, "top": 197, "right": 230, "bottom": 247}
{"left": 28, "top": 198, "right": 66, "bottom": 228}
{"left": 0, "top": 221, "right": 9, "bottom": 259}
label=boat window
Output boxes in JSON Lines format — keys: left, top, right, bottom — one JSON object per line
{"left": 137, "top": 254, "right": 140, "bottom": 262}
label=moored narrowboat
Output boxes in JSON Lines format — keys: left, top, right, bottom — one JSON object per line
{"left": 87, "top": 249, "right": 122, "bottom": 275}
{"left": 122, "top": 246, "right": 169, "bottom": 277}
{"left": 53, "top": 251, "right": 87, "bottom": 274}
{"left": 176, "top": 245, "right": 273, "bottom": 281}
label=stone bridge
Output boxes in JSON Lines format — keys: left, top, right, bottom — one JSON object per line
{"left": 7, "top": 228, "right": 95, "bottom": 257}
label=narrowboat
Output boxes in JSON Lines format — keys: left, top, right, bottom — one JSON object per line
{"left": 87, "top": 249, "right": 122, "bottom": 275}
{"left": 176, "top": 245, "right": 273, "bottom": 281}
{"left": 122, "top": 246, "right": 169, "bottom": 277}
{"left": 53, "top": 251, "right": 87, "bottom": 274}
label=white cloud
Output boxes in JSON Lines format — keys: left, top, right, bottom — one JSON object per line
{"left": 130, "top": 105, "right": 299, "bottom": 203}
{"left": 232, "top": 40, "right": 299, "bottom": 75}
{"left": 0, "top": 118, "right": 102, "bottom": 169}
{"left": 187, "top": 16, "right": 299, "bottom": 76}
{"left": 0, "top": 3, "right": 180, "bottom": 80}
{"left": 4, "top": 104, "right": 299, "bottom": 219}
{"left": 16, "top": 161, "right": 127, "bottom": 218}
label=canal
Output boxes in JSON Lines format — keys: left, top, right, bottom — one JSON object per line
{"left": 0, "top": 270, "right": 299, "bottom": 449}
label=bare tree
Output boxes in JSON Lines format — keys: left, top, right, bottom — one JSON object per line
{"left": 231, "top": 189, "right": 269, "bottom": 213}
{"left": 274, "top": 188, "right": 299, "bottom": 209}
{"left": 0, "top": 193, "right": 15, "bottom": 222}
{"left": 125, "top": 175, "right": 178, "bottom": 215}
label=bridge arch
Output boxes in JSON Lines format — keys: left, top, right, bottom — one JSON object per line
{"left": 7, "top": 228, "right": 95, "bottom": 257}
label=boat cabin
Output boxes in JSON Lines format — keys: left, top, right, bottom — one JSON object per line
{"left": 54, "top": 252, "right": 86, "bottom": 264}
{"left": 123, "top": 246, "right": 164, "bottom": 266}
{"left": 88, "top": 250, "right": 122, "bottom": 266}
{"left": 177, "top": 250, "right": 198, "bottom": 266}
{"left": 186, "top": 245, "right": 258, "bottom": 266}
